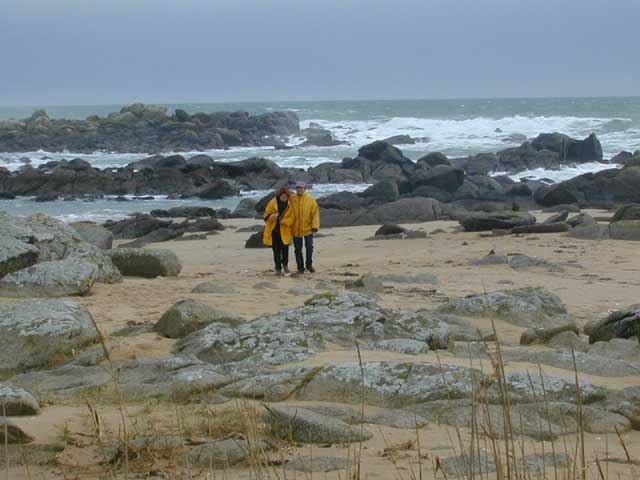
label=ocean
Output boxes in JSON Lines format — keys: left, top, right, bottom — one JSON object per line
{"left": 1, "top": 97, "right": 639, "bottom": 222}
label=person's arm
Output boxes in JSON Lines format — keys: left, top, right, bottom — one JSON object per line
{"left": 282, "top": 205, "right": 295, "bottom": 227}
{"left": 311, "top": 198, "right": 320, "bottom": 232}
{"left": 264, "top": 199, "right": 277, "bottom": 222}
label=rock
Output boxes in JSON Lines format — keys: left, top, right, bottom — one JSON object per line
{"left": 0, "top": 212, "right": 121, "bottom": 284}
{"left": 297, "top": 362, "right": 485, "bottom": 408}
{"left": 439, "top": 287, "right": 571, "bottom": 328}
{"left": 284, "top": 456, "right": 351, "bottom": 473}
{"left": 318, "top": 191, "right": 367, "bottom": 210}
{"left": 154, "top": 299, "right": 240, "bottom": 339}
{"left": 0, "top": 236, "right": 39, "bottom": 277}
{"left": 611, "top": 204, "right": 640, "bottom": 222}
{"left": 0, "top": 384, "right": 40, "bottom": 415}
{"left": 108, "top": 248, "right": 181, "bottom": 277}
{"left": 548, "top": 331, "right": 589, "bottom": 352}
{"left": 520, "top": 323, "right": 580, "bottom": 345}
{"left": 0, "top": 258, "right": 98, "bottom": 297}
{"left": 534, "top": 185, "right": 578, "bottom": 207}
{"left": 530, "top": 132, "right": 602, "bottom": 162}
{"left": 189, "top": 438, "right": 268, "bottom": 468}
{"left": 360, "top": 179, "right": 399, "bottom": 203}
{"left": 70, "top": 222, "right": 113, "bottom": 249}
{"left": 609, "top": 220, "right": 640, "bottom": 240}
{"left": 345, "top": 273, "right": 386, "bottom": 293}
{"left": 413, "top": 165, "right": 464, "bottom": 193}
{"left": 196, "top": 179, "right": 239, "bottom": 199}
{"left": 218, "top": 367, "right": 321, "bottom": 402}
{"left": 104, "top": 215, "right": 171, "bottom": 239}
{"left": 381, "top": 134, "right": 416, "bottom": 145}
{"left": 265, "top": 405, "right": 372, "bottom": 444}
{"left": 459, "top": 211, "right": 536, "bottom": 232}
{"left": 450, "top": 341, "right": 487, "bottom": 357}
{"left": 417, "top": 152, "right": 449, "bottom": 168}
{"left": 588, "top": 305, "right": 640, "bottom": 343}
{"left": 511, "top": 222, "right": 570, "bottom": 234}
{"left": 0, "top": 418, "right": 33, "bottom": 444}
{"left": 606, "top": 385, "right": 640, "bottom": 429}
{"left": 375, "top": 224, "right": 406, "bottom": 236}
{"left": 567, "top": 224, "right": 610, "bottom": 240}
{"left": 567, "top": 213, "right": 596, "bottom": 228}
{"left": 191, "top": 281, "right": 236, "bottom": 294}
{"left": 468, "top": 253, "right": 509, "bottom": 266}
{"left": 507, "top": 254, "right": 563, "bottom": 272}
{"left": 373, "top": 273, "right": 438, "bottom": 284}
{"left": 245, "top": 230, "right": 267, "bottom": 248}
{"left": 543, "top": 211, "right": 569, "bottom": 223}
{"left": 367, "top": 338, "right": 429, "bottom": 355}
{"left": 232, "top": 198, "right": 258, "bottom": 218}
{"left": 0, "top": 299, "right": 97, "bottom": 374}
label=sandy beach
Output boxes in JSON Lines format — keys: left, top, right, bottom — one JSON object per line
{"left": 2, "top": 210, "right": 639, "bottom": 479}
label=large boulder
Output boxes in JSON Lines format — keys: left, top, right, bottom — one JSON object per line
{"left": 359, "top": 179, "right": 399, "bottom": 203}
{"left": 154, "top": 300, "right": 241, "bottom": 339}
{"left": 0, "top": 384, "right": 39, "bottom": 415}
{"left": 530, "top": 132, "right": 603, "bottom": 162}
{"left": 0, "top": 236, "right": 39, "bottom": 277}
{"left": 0, "top": 212, "right": 121, "bottom": 284}
{"left": 459, "top": 211, "right": 536, "bottom": 231}
{"left": 104, "top": 215, "right": 171, "bottom": 239}
{"left": 195, "top": 179, "right": 240, "bottom": 199}
{"left": 611, "top": 204, "right": 640, "bottom": 222}
{"left": 0, "top": 258, "right": 98, "bottom": 297}
{"left": 108, "top": 248, "right": 181, "bottom": 277}
{"left": 609, "top": 220, "right": 640, "bottom": 241}
{"left": 588, "top": 305, "right": 640, "bottom": 344}
{"left": 417, "top": 152, "right": 450, "bottom": 168}
{"left": 412, "top": 165, "right": 464, "bottom": 193}
{"left": 70, "top": 222, "right": 114, "bottom": 249}
{"left": 438, "top": 287, "right": 571, "bottom": 328}
{"left": 534, "top": 185, "right": 578, "bottom": 207}
{"left": 0, "top": 300, "right": 97, "bottom": 374}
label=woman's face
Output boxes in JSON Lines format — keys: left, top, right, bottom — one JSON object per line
{"left": 279, "top": 193, "right": 288, "bottom": 202}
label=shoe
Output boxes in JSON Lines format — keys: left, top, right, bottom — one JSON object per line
{"left": 275, "top": 269, "right": 284, "bottom": 276}
{"left": 307, "top": 266, "right": 315, "bottom": 273}
{"left": 283, "top": 266, "right": 290, "bottom": 274}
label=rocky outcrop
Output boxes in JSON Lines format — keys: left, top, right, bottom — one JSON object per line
{"left": 70, "top": 222, "right": 113, "bottom": 249}
{"left": 459, "top": 211, "right": 536, "bottom": 231}
{"left": 587, "top": 305, "right": 640, "bottom": 344}
{"left": 0, "top": 258, "right": 98, "bottom": 297}
{"left": 108, "top": 248, "right": 182, "bottom": 277}
{"left": 0, "top": 105, "right": 300, "bottom": 153}
{"left": 0, "top": 299, "right": 97, "bottom": 374}
{"left": 0, "top": 212, "right": 121, "bottom": 284}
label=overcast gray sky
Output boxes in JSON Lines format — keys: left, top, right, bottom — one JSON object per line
{"left": 1, "top": 0, "right": 638, "bottom": 106}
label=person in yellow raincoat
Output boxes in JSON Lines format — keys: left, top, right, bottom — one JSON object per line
{"left": 290, "top": 181, "right": 320, "bottom": 274}
{"left": 263, "top": 187, "right": 295, "bottom": 274}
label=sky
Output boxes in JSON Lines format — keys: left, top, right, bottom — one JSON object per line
{"left": 1, "top": 0, "right": 638, "bottom": 106}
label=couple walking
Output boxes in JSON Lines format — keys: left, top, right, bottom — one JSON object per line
{"left": 262, "top": 181, "right": 320, "bottom": 275}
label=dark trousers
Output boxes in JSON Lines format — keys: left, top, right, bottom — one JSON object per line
{"left": 272, "top": 230, "right": 289, "bottom": 271}
{"left": 293, "top": 234, "right": 314, "bottom": 272}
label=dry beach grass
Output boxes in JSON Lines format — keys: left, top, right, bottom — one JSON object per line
{"left": 2, "top": 210, "right": 640, "bottom": 479}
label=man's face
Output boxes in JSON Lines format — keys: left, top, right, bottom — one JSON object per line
{"left": 296, "top": 186, "right": 305, "bottom": 195}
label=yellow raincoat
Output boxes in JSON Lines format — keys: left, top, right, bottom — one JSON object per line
{"left": 290, "top": 192, "right": 320, "bottom": 237}
{"left": 262, "top": 197, "right": 295, "bottom": 246}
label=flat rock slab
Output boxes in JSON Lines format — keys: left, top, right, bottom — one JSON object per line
{"left": 189, "top": 438, "right": 269, "bottom": 468}
{"left": 0, "top": 299, "right": 97, "bottom": 374}
{"left": 0, "top": 384, "right": 39, "bottom": 415}
{"left": 0, "top": 258, "right": 98, "bottom": 297}
{"left": 108, "top": 248, "right": 181, "bottom": 277}
{"left": 437, "top": 287, "right": 572, "bottom": 328}
{"left": 265, "top": 405, "right": 372, "bottom": 444}
{"left": 191, "top": 281, "right": 236, "bottom": 294}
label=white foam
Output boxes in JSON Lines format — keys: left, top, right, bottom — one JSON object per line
{"left": 500, "top": 162, "right": 619, "bottom": 183}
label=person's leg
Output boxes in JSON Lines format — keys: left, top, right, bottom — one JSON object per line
{"left": 304, "top": 234, "right": 314, "bottom": 272}
{"left": 282, "top": 242, "right": 290, "bottom": 273}
{"left": 293, "top": 236, "right": 304, "bottom": 273}
{"left": 272, "top": 231, "right": 282, "bottom": 272}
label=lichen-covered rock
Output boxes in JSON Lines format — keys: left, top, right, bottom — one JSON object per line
{"left": 176, "top": 291, "right": 411, "bottom": 370}
{"left": 367, "top": 338, "right": 429, "bottom": 355}
{"left": 548, "top": 331, "right": 588, "bottom": 352}
{"left": 0, "top": 236, "right": 39, "bottom": 277}
{"left": 218, "top": 367, "right": 321, "bottom": 401}
{"left": 297, "top": 362, "right": 486, "bottom": 408}
{"left": 0, "top": 299, "right": 97, "bottom": 374}
{"left": 0, "top": 212, "right": 121, "bottom": 283}
{"left": 154, "top": 299, "right": 241, "bottom": 338}
{"left": 188, "top": 438, "right": 269, "bottom": 468}
{"left": 284, "top": 456, "right": 351, "bottom": 473}
{"left": 265, "top": 405, "right": 372, "bottom": 444}
{"left": 0, "top": 383, "right": 39, "bottom": 415}
{"left": 609, "top": 220, "right": 640, "bottom": 240}
{"left": 108, "top": 248, "right": 181, "bottom": 277}
{"left": 0, "top": 258, "right": 98, "bottom": 297}
{"left": 459, "top": 211, "right": 536, "bottom": 232}
{"left": 438, "top": 287, "right": 571, "bottom": 328}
